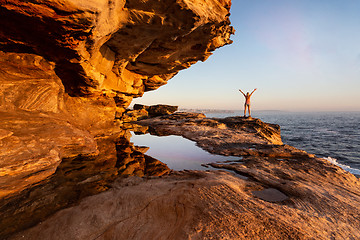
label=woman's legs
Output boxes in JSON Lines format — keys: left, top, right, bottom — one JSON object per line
{"left": 244, "top": 104, "right": 251, "bottom": 117}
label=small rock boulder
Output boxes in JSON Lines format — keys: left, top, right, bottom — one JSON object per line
{"left": 119, "top": 109, "right": 149, "bottom": 122}
{"left": 147, "top": 104, "right": 178, "bottom": 117}
{"left": 133, "top": 104, "right": 149, "bottom": 111}
{"left": 119, "top": 104, "right": 178, "bottom": 122}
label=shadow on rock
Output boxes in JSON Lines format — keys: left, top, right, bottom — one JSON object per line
{"left": 0, "top": 129, "right": 170, "bottom": 238}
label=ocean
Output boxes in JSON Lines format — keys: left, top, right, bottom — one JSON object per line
{"left": 205, "top": 111, "right": 360, "bottom": 175}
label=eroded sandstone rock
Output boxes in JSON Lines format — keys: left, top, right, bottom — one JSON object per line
{"left": 148, "top": 104, "right": 178, "bottom": 117}
{"left": 10, "top": 168, "right": 360, "bottom": 240}
{"left": 0, "top": 0, "right": 233, "bottom": 217}
{"left": 0, "top": 52, "right": 117, "bottom": 200}
{"left": 137, "top": 114, "right": 288, "bottom": 154}
{"left": 3, "top": 111, "right": 360, "bottom": 239}
{"left": 0, "top": 0, "right": 233, "bottom": 102}
{"left": 217, "top": 116, "right": 283, "bottom": 145}
{"left": 119, "top": 104, "right": 178, "bottom": 122}
{"left": 0, "top": 1, "right": 233, "bottom": 206}
{"left": 0, "top": 51, "right": 119, "bottom": 131}
{"left": 0, "top": 130, "right": 170, "bottom": 238}
{"left": 3, "top": 1, "right": 359, "bottom": 239}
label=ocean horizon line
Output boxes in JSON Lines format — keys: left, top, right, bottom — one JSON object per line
{"left": 178, "top": 108, "right": 360, "bottom": 114}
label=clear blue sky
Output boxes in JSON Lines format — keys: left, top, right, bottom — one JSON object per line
{"left": 133, "top": 0, "right": 360, "bottom": 111}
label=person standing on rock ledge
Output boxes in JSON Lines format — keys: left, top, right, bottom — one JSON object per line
{"left": 239, "top": 88, "right": 257, "bottom": 117}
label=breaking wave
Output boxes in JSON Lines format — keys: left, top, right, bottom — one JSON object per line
{"left": 324, "top": 157, "right": 360, "bottom": 176}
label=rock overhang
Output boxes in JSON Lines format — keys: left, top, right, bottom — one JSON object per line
{"left": 0, "top": 0, "right": 234, "bottom": 102}
{"left": 0, "top": 0, "right": 234, "bottom": 209}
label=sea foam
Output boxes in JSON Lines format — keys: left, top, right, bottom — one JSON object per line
{"left": 324, "top": 157, "right": 360, "bottom": 176}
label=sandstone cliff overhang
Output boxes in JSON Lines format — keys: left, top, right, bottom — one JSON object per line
{"left": 0, "top": 1, "right": 234, "bottom": 229}
{"left": 0, "top": 0, "right": 234, "bottom": 100}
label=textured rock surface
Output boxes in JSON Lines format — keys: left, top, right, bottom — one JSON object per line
{"left": 0, "top": 0, "right": 233, "bottom": 101}
{"left": 0, "top": 0, "right": 233, "bottom": 207}
{"left": 0, "top": 51, "right": 118, "bottom": 130}
{"left": 0, "top": 130, "right": 170, "bottom": 238}
{"left": 0, "top": 51, "right": 117, "bottom": 200}
{"left": 148, "top": 104, "right": 178, "bottom": 117}
{"left": 121, "top": 104, "right": 179, "bottom": 122}
{"left": 8, "top": 113, "right": 360, "bottom": 239}
{"left": 138, "top": 113, "right": 295, "bottom": 157}
{"left": 0, "top": 0, "right": 232, "bottom": 213}
{"left": 2, "top": 1, "right": 360, "bottom": 239}
{"left": 0, "top": 1, "right": 232, "bottom": 237}
{"left": 11, "top": 154, "right": 360, "bottom": 239}
{"left": 0, "top": 111, "right": 97, "bottom": 199}
{"left": 217, "top": 116, "right": 283, "bottom": 145}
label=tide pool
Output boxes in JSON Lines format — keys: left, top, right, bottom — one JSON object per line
{"left": 131, "top": 133, "right": 240, "bottom": 170}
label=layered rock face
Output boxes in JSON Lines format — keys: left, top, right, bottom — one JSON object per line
{"left": 0, "top": 0, "right": 233, "bottom": 111}
{"left": 0, "top": 0, "right": 233, "bottom": 200}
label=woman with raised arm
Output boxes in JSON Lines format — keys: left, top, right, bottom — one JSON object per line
{"left": 239, "top": 88, "right": 257, "bottom": 117}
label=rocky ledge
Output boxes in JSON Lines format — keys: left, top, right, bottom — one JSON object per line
{"left": 8, "top": 113, "right": 360, "bottom": 240}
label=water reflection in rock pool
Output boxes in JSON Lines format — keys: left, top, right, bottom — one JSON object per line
{"left": 0, "top": 131, "right": 170, "bottom": 238}
{"left": 131, "top": 133, "right": 239, "bottom": 170}
{"left": 0, "top": 127, "right": 238, "bottom": 238}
